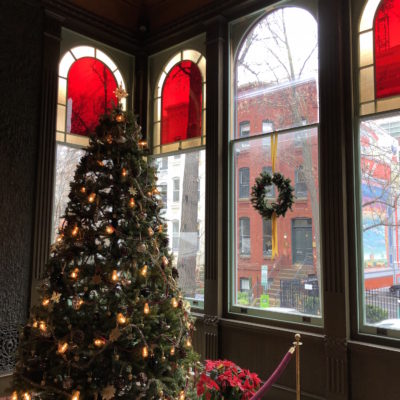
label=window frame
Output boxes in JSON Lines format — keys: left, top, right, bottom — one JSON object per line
{"left": 238, "top": 167, "right": 250, "bottom": 199}
{"left": 228, "top": 3, "right": 322, "bottom": 327}
{"left": 355, "top": 0, "right": 400, "bottom": 342}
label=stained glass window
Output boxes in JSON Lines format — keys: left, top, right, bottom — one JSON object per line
{"left": 152, "top": 50, "right": 206, "bottom": 154}
{"left": 375, "top": 0, "right": 400, "bottom": 99}
{"left": 68, "top": 57, "right": 118, "bottom": 136}
{"left": 161, "top": 61, "right": 202, "bottom": 145}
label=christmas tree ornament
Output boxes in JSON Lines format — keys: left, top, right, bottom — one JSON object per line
{"left": 140, "top": 265, "right": 148, "bottom": 277}
{"left": 50, "top": 291, "right": 61, "bottom": 303}
{"left": 171, "top": 297, "right": 178, "bottom": 308}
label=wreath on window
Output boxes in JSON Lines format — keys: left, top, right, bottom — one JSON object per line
{"left": 251, "top": 171, "right": 294, "bottom": 220}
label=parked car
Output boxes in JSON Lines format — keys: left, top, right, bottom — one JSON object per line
{"left": 389, "top": 284, "right": 400, "bottom": 295}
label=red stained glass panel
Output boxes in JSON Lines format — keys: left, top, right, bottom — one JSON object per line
{"left": 68, "top": 57, "right": 118, "bottom": 136}
{"left": 161, "top": 60, "right": 202, "bottom": 145}
{"left": 375, "top": 0, "right": 400, "bottom": 98}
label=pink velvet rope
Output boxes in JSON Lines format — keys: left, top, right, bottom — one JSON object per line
{"left": 250, "top": 350, "right": 294, "bottom": 400}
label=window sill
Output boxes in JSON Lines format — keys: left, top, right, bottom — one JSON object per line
{"left": 239, "top": 254, "right": 251, "bottom": 259}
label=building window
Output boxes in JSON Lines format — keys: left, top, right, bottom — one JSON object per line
{"left": 173, "top": 177, "right": 180, "bottom": 202}
{"left": 295, "top": 165, "right": 308, "bottom": 198}
{"left": 239, "top": 167, "right": 250, "bottom": 198}
{"left": 263, "top": 219, "right": 272, "bottom": 257}
{"left": 240, "top": 278, "right": 251, "bottom": 292}
{"left": 172, "top": 220, "right": 180, "bottom": 251}
{"left": 160, "top": 157, "right": 168, "bottom": 170}
{"left": 239, "top": 217, "right": 251, "bottom": 255}
{"left": 262, "top": 120, "right": 274, "bottom": 147}
{"left": 152, "top": 50, "right": 206, "bottom": 307}
{"left": 158, "top": 183, "right": 167, "bottom": 205}
{"left": 231, "top": 6, "right": 321, "bottom": 323}
{"left": 357, "top": 0, "right": 400, "bottom": 336}
{"left": 53, "top": 46, "right": 126, "bottom": 241}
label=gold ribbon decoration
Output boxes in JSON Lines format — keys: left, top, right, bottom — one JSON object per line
{"left": 271, "top": 132, "right": 278, "bottom": 259}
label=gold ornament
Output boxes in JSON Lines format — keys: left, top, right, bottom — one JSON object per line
{"left": 171, "top": 297, "right": 178, "bottom": 308}
{"left": 162, "top": 256, "right": 169, "bottom": 267}
{"left": 147, "top": 227, "right": 154, "bottom": 237}
{"left": 51, "top": 291, "right": 61, "bottom": 303}
{"left": 72, "top": 296, "right": 84, "bottom": 310}
{"left": 143, "top": 303, "right": 150, "bottom": 315}
{"left": 113, "top": 83, "right": 128, "bottom": 102}
{"left": 128, "top": 187, "right": 137, "bottom": 196}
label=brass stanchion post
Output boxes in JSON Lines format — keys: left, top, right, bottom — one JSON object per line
{"left": 294, "top": 333, "right": 302, "bottom": 400}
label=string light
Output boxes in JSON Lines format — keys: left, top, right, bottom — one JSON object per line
{"left": 185, "top": 338, "right": 192, "bottom": 347}
{"left": 129, "top": 198, "right": 135, "bottom": 208}
{"left": 121, "top": 168, "right": 127, "bottom": 177}
{"left": 72, "top": 391, "right": 80, "bottom": 400}
{"left": 80, "top": 187, "right": 86, "bottom": 193}
{"left": 23, "top": 393, "right": 31, "bottom": 400}
{"left": 94, "top": 338, "right": 106, "bottom": 347}
{"left": 111, "top": 270, "right": 119, "bottom": 282}
{"left": 106, "top": 225, "right": 115, "bottom": 234}
{"left": 42, "top": 298, "right": 50, "bottom": 307}
{"left": 32, "top": 321, "right": 38, "bottom": 328}
{"left": 57, "top": 342, "right": 69, "bottom": 354}
{"left": 115, "top": 114, "right": 124, "bottom": 123}
{"left": 142, "top": 346, "right": 148, "bottom": 358}
{"left": 39, "top": 321, "right": 47, "bottom": 332}
{"left": 179, "top": 390, "right": 185, "bottom": 400}
{"left": 11, "top": 391, "right": 17, "bottom": 400}
{"left": 144, "top": 303, "right": 150, "bottom": 315}
{"left": 140, "top": 265, "right": 148, "bottom": 277}
{"left": 71, "top": 226, "right": 79, "bottom": 237}
{"left": 170, "top": 347, "right": 175, "bottom": 356}
{"left": 56, "top": 234, "right": 64, "bottom": 243}
{"left": 138, "top": 140, "right": 147, "bottom": 149}
{"left": 171, "top": 297, "right": 178, "bottom": 308}
{"left": 117, "top": 313, "right": 127, "bottom": 324}
{"left": 70, "top": 268, "right": 79, "bottom": 279}
{"left": 97, "top": 160, "right": 104, "bottom": 167}
{"left": 88, "top": 193, "right": 96, "bottom": 203}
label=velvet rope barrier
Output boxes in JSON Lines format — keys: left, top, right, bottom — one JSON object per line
{"left": 250, "top": 334, "right": 302, "bottom": 400}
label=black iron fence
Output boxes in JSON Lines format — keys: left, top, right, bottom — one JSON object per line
{"left": 365, "top": 288, "right": 400, "bottom": 321}
{"left": 280, "top": 279, "right": 320, "bottom": 315}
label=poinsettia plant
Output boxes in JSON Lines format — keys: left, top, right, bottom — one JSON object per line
{"left": 196, "top": 360, "right": 261, "bottom": 400}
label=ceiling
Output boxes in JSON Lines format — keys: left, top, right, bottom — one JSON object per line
{"left": 69, "top": 0, "right": 215, "bottom": 34}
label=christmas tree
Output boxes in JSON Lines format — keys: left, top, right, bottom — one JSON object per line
{"left": 13, "top": 86, "right": 197, "bottom": 400}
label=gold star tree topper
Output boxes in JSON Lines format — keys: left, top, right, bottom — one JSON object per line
{"left": 113, "top": 83, "right": 128, "bottom": 103}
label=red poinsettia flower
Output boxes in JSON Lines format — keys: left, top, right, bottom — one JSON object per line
{"left": 197, "top": 360, "right": 261, "bottom": 400}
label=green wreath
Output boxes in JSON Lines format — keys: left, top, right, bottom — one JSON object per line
{"left": 251, "top": 171, "right": 294, "bottom": 220}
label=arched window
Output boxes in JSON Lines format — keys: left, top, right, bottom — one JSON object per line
{"left": 151, "top": 49, "right": 206, "bottom": 308}
{"left": 358, "top": 0, "right": 400, "bottom": 337}
{"left": 230, "top": 6, "right": 321, "bottom": 323}
{"left": 53, "top": 46, "right": 126, "bottom": 240}
{"left": 152, "top": 50, "right": 206, "bottom": 154}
